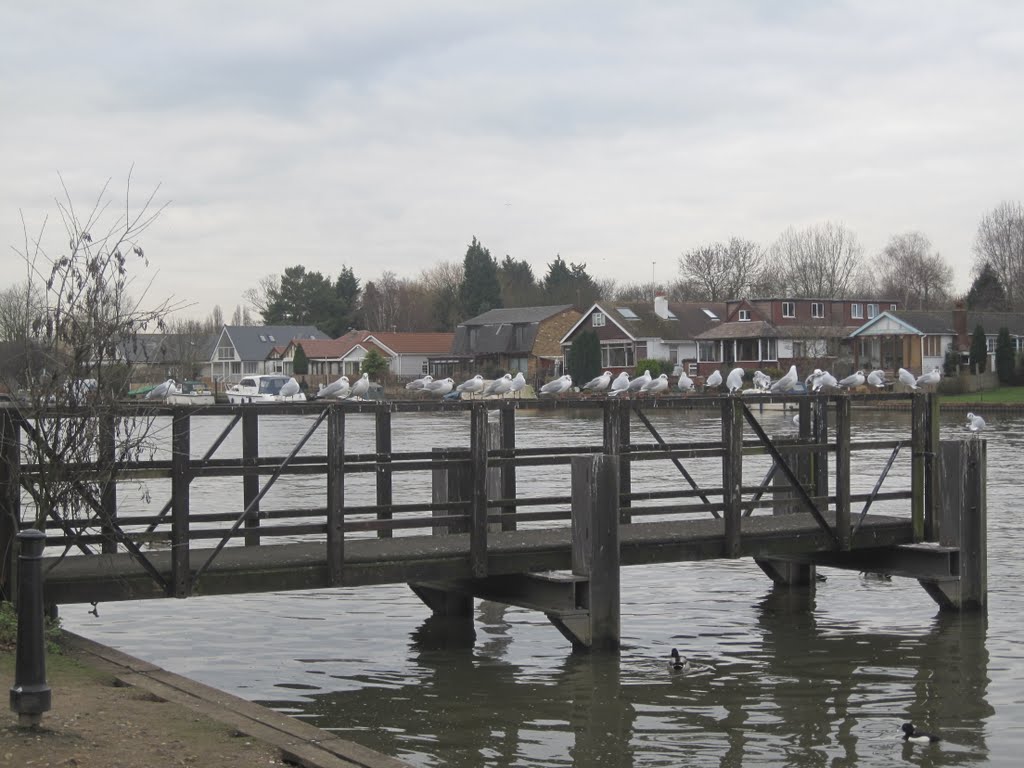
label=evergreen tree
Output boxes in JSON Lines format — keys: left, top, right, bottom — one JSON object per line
{"left": 458, "top": 237, "right": 502, "bottom": 318}
{"left": 969, "top": 324, "right": 988, "bottom": 374}
{"left": 966, "top": 262, "right": 1008, "bottom": 311}
{"left": 334, "top": 265, "right": 361, "bottom": 333}
{"left": 498, "top": 255, "right": 540, "bottom": 307}
{"left": 361, "top": 348, "right": 389, "bottom": 380}
{"left": 542, "top": 256, "right": 600, "bottom": 308}
{"left": 996, "top": 327, "right": 1014, "bottom": 384}
{"left": 567, "top": 330, "right": 601, "bottom": 385}
{"left": 292, "top": 343, "right": 309, "bottom": 376}
{"left": 264, "top": 265, "right": 344, "bottom": 335}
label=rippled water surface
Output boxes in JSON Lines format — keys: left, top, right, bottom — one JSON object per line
{"left": 61, "top": 406, "right": 1022, "bottom": 766}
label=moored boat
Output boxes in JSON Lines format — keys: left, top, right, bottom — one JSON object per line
{"left": 166, "top": 380, "right": 215, "bottom": 406}
{"left": 226, "top": 375, "right": 306, "bottom": 404}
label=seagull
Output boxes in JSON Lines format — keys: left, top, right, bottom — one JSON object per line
{"left": 838, "top": 370, "right": 865, "bottom": 389}
{"left": 509, "top": 372, "right": 527, "bottom": 397}
{"left": 866, "top": 370, "right": 886, "bottom": 388}
{"left": 426, "top": 377, "right": 455, "bottom": 396}
{"left": 456, "top": 374, "right": 485, "bottom": 395}
{"left": 898, "top": 367, "right": 918, "bottom": 390}
{"left": 668, "top": 648, "right": 691, "bottom": 674}
{"left": 278, "top": 377, "right": 301, "bottom": 400}
{"left": 726, "top": 367, "right": 745, "bottom": 394}
{"left": 608, "top": 371, "right": 631, "bottom": 396}
{"left": 582, "top": 371, "right": 612, "bottom": 393}
{"left": 317, "top": 375, "right": 350, "bottom": 399}
{"left": 812, "top": 371, "right": 838, "bottom": 391}
{"left": 792, "top": 413, "right": 800, "bottom": 427}
{"left": 966, "top": 412, "right": 986, "bottom": 433}
{"left": 804, "top": 368, "right": 823, "bottom": 389}
{"left": 901, "top": 723, "right": 940, "bottom": 744}
{"left": 642, "top": 373, "right": 669, "bottom": 395}
{"left": 705, "top": 369, "right": 723, "bottom": 390}
{"left": 540, "top": 374, "right": 573, "bottom": 396}
{"left": 350, "top": 372, "right": 370, "bottom": 399}
{"left": 752, "top": 370, "right": 772, "bottom": 391}
{"left": 484, "top": 373, "right": 513, "bottom": 396}
{"left": 916, "top": 367, "right": 942, "bottom": 389}
{"left": 677, "top": 371, "right": 695, "bottom": 392}
{"left": 406, "top": 374, "right": 433, "bottom": 391}
{"left": 627, "top": 369, "right": 652, "bottom": 394}
{"left": 771, "top": 365, "right": 798, "bottom": 393}
{"left": 147, "top": 379, "right": 176, "bottom": 400}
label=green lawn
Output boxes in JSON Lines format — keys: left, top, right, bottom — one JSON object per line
{"left": 940, "top": 386, "right": 1024, "bottom": 404}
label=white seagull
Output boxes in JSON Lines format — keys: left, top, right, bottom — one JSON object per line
{"left": 406, "top": 374, "right": 433, "bottom": 391}
{"left": 966, "top": 412, "right": 986, "bottom": 433}
{"left": 771, "top": 365, "right": 799, "bottom": 393}
{"left": 897, "top": 367, "right": 918, "bottom": 390}
{"left": 726, "top": 367, "right": 745, "bottom": 394}
{"left": 485, "top": 373, "right": 513, "bottom": 396}
{"left": 705, "top": 369, "right": 723, "bottom": 390}
{"left": 677, "top": 371, "right": 695, "bottom": 392}
{"left": 540, "top": 374, "right": 573, "bottom": 396}
{"left": 426, "top": 377, "right": 455, "bottom": 396}
{"left": 609, "top": 371, "right": 631, "bottom": 396}
{"left": 866, "top": 370, "right": 886, "bottom": 388}
{"left": 317, "top": 375, "right": 350, "bottom": 399}
{"left": 804, "top": 368, "right": 823, "bottom": 389}
{"left": 146, "top": 379, "right": 176, "bottom": 400}
{"left": 752, "top": 370, "right": 772, "bottom": 391}
{"left": 350, "top": 372, "right": 371, "bottom": 399}
{"left": 509, "top": 372, "right": 527, "bottom": 397}
{"left": 278, "top": 377, "right": 301, "bottom": 400}
{"left": 812, "top": 371, "right": 838, "bottom": 391}
{"left": 456, "top": 374, "right": 485, "bottom": 395}
{"left": 627, "top": 369, "right": 652, "bottom": 394}
{"left": 582, "top": 371, "right": 613, "bottom": 393}
{"left": 642, "top": 373, "right": 670, "bottom": 395}
{"left": 915, "top": 367, "right": 942, "bottom": 389}
{"left": 838, "top": 370, "right": 865, "bottom": 389}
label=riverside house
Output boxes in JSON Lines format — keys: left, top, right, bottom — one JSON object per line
{"left": 280, "top": 331, "right": 455, "bottom": 381}
{"left": 210, "top": 325, "right": 330, "bottom": 384}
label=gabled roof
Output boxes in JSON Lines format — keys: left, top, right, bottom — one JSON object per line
{"left": 696, "top": 320, "right": 777, "bottom": 340}
{"left": 561, "top": 301, "right": 727, "bottom": 343}
{"left": 287, "top": 338, "right": 352, "bottom": 359}
{"left": 218, "top": 325, "right": 329, "bottom": 361}
{"left": 460, "top": 305, "right": 574, "bottom": 326}
{"left": 116, "top": 333, "right": 218, "bottom": 364}
{"left": 453, "top": 306, "right": 577, "bottom": 356}
{"left": 850, "top": 309, "right": 1024, "bottom": 338}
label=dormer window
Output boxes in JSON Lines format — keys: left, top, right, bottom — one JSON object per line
{"left": 592, "top": 312, "right": 606, "bottom": 327}
{"left": 738, "top": 309, "right": 751, "bottom": 322}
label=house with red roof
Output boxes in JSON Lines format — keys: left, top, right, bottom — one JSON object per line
{"left": 281, "top": 331, "right": 455, "bottom": 381}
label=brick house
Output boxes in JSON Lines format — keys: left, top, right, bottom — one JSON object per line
{"left": 693, "top": 298, "right": 898, "bottom": 377}
{"left": 559, "top": 295, "right": 728, "bottom": 375}
{"left": 281, "top": 330, "right": 455, "bottom": 382}
{"left": 449, "top": 305, "right": 582, "bottom": 382}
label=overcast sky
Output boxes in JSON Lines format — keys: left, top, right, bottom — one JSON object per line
{"left": 2, "top": 1, "right": 1022, "bottom": 321}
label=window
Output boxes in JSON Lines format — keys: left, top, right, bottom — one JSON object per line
{"left": 811, "top": 302, "right": 824, "bottom": 319}
{"left": 697, "top": 341, "right": 719, "bottom": 361}
{"left": 688, "top": 363, "right": 698, "bottom": 375}
{"left": 258, "top": 335, "right": 267, "bottom": 342}
{"left": 601, "top": 342, "right": 635, "bottom": 368}
{"left": 617, "top": 308, "right": 639, "bottom": 319}
{"left": 421, "top": 360, "right": 430, "bottom": 375}
{"left": 268, "top": 335, "right": 276, "bottom": 342}
{"left": 738, "top": 309, "right": 751, "bottom": 321}
{"left": 509, "top": 356, "right": 528, "bottom": 373}
{"left": 513, "top": 325, "right": 528, "bottom": 349}
{"left": 702, "top": 308, "right": 719, "bottom": 320}
{"left": 867, "top": 304, "right": 878, "bottom": 319}
{"left": 230, "top": 362, "right": 241, "bottom": 375}
{"left": 890, "top": 304, "right": 897, "bottom": 311}
{"left": 217, "top": 345, "right": 234, "bottom": 361}
{"left": 792, "top": 340, "right": 805, "bottom": 358}
{"left": 736, "top": 339, "right": 759, "bottom": 361}
{"left": 592, "top": 312, "right": 605, "bottom": 327}
{"left": 924, "top": 336, "right": 942, "bottom": 356}
{"left": 760, "top": 338, "right": 777, "bottom": 361}
{"left": 986, "top": 337, "right": 996, "bottom": 354}
{"left": 851, "top": 303, "right": 862, "bottom": 319}
{"left": 635, "top": 342, "right": 647, "bottom": 359}
{"left": 244, "top": 361, "right": 258, "bottom": 374}
{"left": 782, "top": 302, "right": 795, "bottom": 318}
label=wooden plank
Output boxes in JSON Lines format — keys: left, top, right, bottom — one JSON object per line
{"left": 834, "top": 395, "right": 851, "bottom": 550}
{"left": 721, "top": 398, "right": 743, "bottom": 557}
{"left": 375, "top": 404, "right": 393, "bottom": 539}
{"left": 242, "top": 408, "right": 260, "bottom": 546}
{"left": 469, "top": 403, "right": 488, "bottom": 577}
{"left": 326, "top": 405, "right": 345, "bottom": 586}
{"left": 170, "top": 412, "right": 191, "bottom": 597}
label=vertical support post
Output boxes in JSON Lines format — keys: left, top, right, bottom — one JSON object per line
{"left": 619, "top": 403, "right": 631, "bottom": 524}
{"left": 500, "top": 405, "right": 517, "bottom": 532}
{"left": 924, "top": 392, "right": 941, "bottom": 541}
{"left": 834, "top": 395, "right": 851, "bottom": 550}
{"left": 486, "top": 423, "right": 502, "bottom": 533}
{"left": 9, "top": 529, "right": 50, "bottom": 726}
{"left": 812, "top": 397, "right": 829, "bottom": 504}
{"left": 720, "top": 398, "right": 743, "bottom": 558}
{"left": 571, "top": 454, "right": 620, "bottom": 651}
{"left": 602, "top": 400, "right": 627, "bottom": 524}
{"left": 431, "top": 448, "right": 451, "bottom": 535}
{"left": 375, "top": 404, "right": 393, "bottom": 539}
{"left": 326, "top": 405, "right": 345, "bottom": 586}
{"left": 241, "top": 408, "right": 260, "bottom": 546}
{"left": 797, "top": 399, "right": 811, "bottom": 440}
{"left": 99, "top": 413, "right": 117, "bottom": 554}
{"left": 920, "top": 439, "right": 987, "bottom": 610}
{"left": 0, "top": 412, "right": 21, "bottom": 601}
{"left": 170, "top": 412, "right": 191, "bottom": 598}
{"left": 756, "top": 436, "right": 815, "bottom": 586}
{"left": 911, "top": 392, "right": 927, "bottom": 541}
{"left": 469, "top": 403, "right": 489, "bottom": 578}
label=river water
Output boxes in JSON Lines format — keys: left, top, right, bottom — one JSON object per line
{"left": 59, "top": 406, "right": 1018, "bottom": 766}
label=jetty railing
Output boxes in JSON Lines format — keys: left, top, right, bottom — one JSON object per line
{"left": 0, "top": 392, "right": 938, "bottom": 599}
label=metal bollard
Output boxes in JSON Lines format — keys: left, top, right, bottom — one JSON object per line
{"left": 9, "top": 529, "right": 51, "bottom": 727}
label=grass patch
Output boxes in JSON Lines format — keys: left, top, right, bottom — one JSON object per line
{"left": 941, "top": 386, "right": 1024, "bottom": 404}
{"left": 0, "top": 600, "right": 63, "bottom": 654}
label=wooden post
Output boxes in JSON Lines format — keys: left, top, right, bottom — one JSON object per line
{"left": 469, "top": 403, "right": 489, "bottom": 578}
{"left": 619, "top": 403, "right": 631, "bottom": 524}
{"left": 571, "top": 454, "right": 620, "bottom": 651}
{"left": 834, "top": 395, "right": 851, "bottom": 550}
{"left": 486, "top": 422, "right": 502, "bottom": 533}
{"left": 170, "top": 413, "right": 191, "bottom": 598}
{"left": 757, "top": 436, "right": 815, "bottom": 586}
{"left": 924, "top": 392, "right": 941, "bottom": 541}
{"left": 603, "top": 400, "right": 628, "bottom": 524}
{"left": 326, "top": 405, "right": 345, "bottom": 586}
{"left": 99, "top": 413, "right": 117, "bottom": 554}
{"left": 812, "top": 397, "right": 829, "bottom": 504}
{"left": 0, "top": 412, "right": 20, "bottom": 601}
{"left": 920, "top": 439, "right": 987, "bottom": 610}
{"left": 241, "top": 408, "right": 260, "bottom": 546}
{"left": 500, "top": 405, "right": 517, "bottom": 532}
{"left": 911, "top": 392, "right": 927, "bottom": 541}
{"left": 375, "top": 404, "right": 393, "bottom": 539}
{"left": 720, "top": 398, "right": 743, "bottom": 558}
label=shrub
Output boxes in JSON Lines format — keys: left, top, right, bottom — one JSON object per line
{"left": 0, "top": 601, "right": 63, "bottom": 654}
{"left": 969, "top": 324, "right": 988, "bottom": 374}
{"left": 634, "top": 358, "right": 673, "bottom": 377}
{"left": 996, "top": 327, "right": 1014, "bottom": 384}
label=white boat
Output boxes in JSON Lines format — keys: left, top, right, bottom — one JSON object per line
{"left": 166, "top": 380, "right": 215, "bottom": 406}
{"left": 226, "top": 375, "right": 307, "bottom": 404}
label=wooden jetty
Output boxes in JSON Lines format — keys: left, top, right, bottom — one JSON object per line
{"left": 0, "top": 392, "right": 985, "bottom": 651}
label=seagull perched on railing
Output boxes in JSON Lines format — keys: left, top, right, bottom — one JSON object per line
{"left": 317, "top": 375, "right": 349, "bottom": 399}
{"left": 770, "top": 365, "right": 798, "bottom": 393}
{"left": 812, "top": 371, "right": 838, "bottom": 391}
{"left": 608, "top": 371, "right": 631, "bottom": 396}
{"left": 582, "top": 371, "right": 612, "bottom": 393}
{"left": 752, "top": 370, "right": 771, "bottom": 391}
{"left": 406, "top": 374, "right": 432, "bottom": 391}
{"left": 704, "top": 369, "right": 723, "bottom": 390}
{"left": 540, "top": 374, "right": 573, "bottom": 396}
{"left": 915, "top": 367, "right": 942, "bottom": 390}
{"left": 642, "top": 373, "right": 669, "bottom": 395}
{"left": 838, "top": 370, "right": 865, "bottom": 389}
{"left": 966, "top": 412, "right": 986, "bottom": 434}
{"left": 147, "top": 379, "right": 176, "bottom": 400}
{"left": 484, "top": 373, "right": 513, "bottom": 396}
{"left": 278, "top": 377, "right": 301, "bottom": 400}
{"left": 456, "top": 374, "right": 485, "bottom": 395}
{"left": 627, "top": 369, "right": 652, "bottom": 395}
{"left": 350, "top": 372, "right": 371, "bottom": 399}
{"left": 677, "top": 371, "right": 694, "bottom": 392}
{"left": 509, "top": 372, "right": 526, "bottom": 397}
{"left": 867, "top": 370, "right": 887, "bottom": 388}
{"left": 726, "top": 367, "right": 745, "bottom": 394}
{"left": 426, "top": 377, "right": 455, "bottom": 396}
{"left": 898, "top": 367, "right": 918, "bottom": 390}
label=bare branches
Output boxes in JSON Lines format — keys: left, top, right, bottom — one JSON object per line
{"left": 873, "top": 232, "right": 953, "bottom": 309}
{"left": 767, "top": 222, "right": 865, "bottom": 299}
{"left": 973, "top": 201, "right": 1024, "bottom": 309}
{"left": 678, "top": 237, "right": 765, "bottom": 301}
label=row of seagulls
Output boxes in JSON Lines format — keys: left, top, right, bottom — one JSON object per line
{"left": 311, "top": 373, "right": 371, "bottom": 400}
{"left": 406, "top": 374, "right": 433, "bottom": 391}
{"left": 898, "top": 366, "right": 942, "bottom": 390}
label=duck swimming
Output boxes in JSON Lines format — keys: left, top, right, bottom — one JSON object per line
{"left": 901, "top": 722, "right": 940, "bottom": 743}
{"left": 668, "top": 648, "right": 691, "bottom": 674}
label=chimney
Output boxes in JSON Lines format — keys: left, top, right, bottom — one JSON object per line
{"left": 654, "top": 291, "right": 669, "bottom": 319}
{"left": 953, "top": 301, "right": 968, "bottom": 351}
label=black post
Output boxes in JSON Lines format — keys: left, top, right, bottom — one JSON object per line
{"left": 0, "top": 412, "right": 20, "bottom": 601}
{"left": 834, "top": 395, "right": 851, "bottom": 550}
{"left": 10, "top": 529, "right": 51, "bottom": 727}
{"left": 721, "top": 398, "right": 743, "bottom": 557}
{"left": 170, "top": 413, "right": 191, "bottom": 598}
{"left": 375, "top": 404, "right": 393, "bottom": 539}
{"left": 242, "top": 408, "right": 260, "bottom": 546}
{"left": 469, "top": 403, "right": 489, "bottom": 577}
{"left": 500, "top": 405, "right": 517, "bottom": 532}
{"left": 99, "top": 413, "right": 117, "bottom": 554}
{"left": 326, "top": 405, "right": 345, "bottom": 586}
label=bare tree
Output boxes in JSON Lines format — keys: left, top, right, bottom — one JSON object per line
{"left": 874, "top": 232, "right": 953, "bottom": 309}
{"left": 678, "top": 237, "right": 765, "bottom": 301}
{"left": 0, "top": 281, "right": 42, "bottom": 343}
{"left": 208, "top": 304, "right": 224, "bottom": 331}
{"left": 768, "top": 222, "right": 865, "bottom": 298}
{"left": 241, "top": 274, "right": 279, "bottom": 319}
{"left": 973, "top": 201, "right": 1024, "bottom": 309}
{"left": 420, "top": 260, "right": 464, "bottom": 330}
